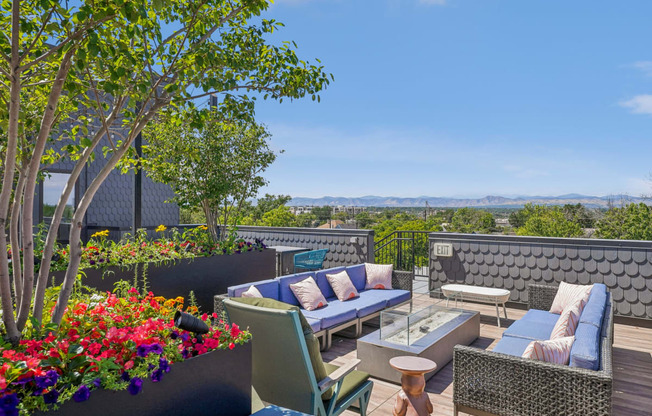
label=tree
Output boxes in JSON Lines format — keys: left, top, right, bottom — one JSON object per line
{"left": 516, "top": 207, "right": 583, "bottom": 238}
{"left": 251, "top": 194, "right": 291, "bottom": 222}
{"left": 295, "top": 212, "right": 317, "bottom": 228}
{"left": 355, "top": 211, "right": 374, "bottom": 228}
{"left": 449, "top": 208, "right": 496, "bottom": 234}
{"left": 596, "top": 203, "right": 652, "bottom": 240}
{"left": 0, "top": 0, "right": 330, "bottom": 341}
{"left": 562, "top": 203, "right": 595, "bottom": 228}
{"left": 312, "top": 206, "right": 332, "bottom": 223}
{"left": 262, "top": 206, "right": 296, "bottom": 227}
{"left": 143, "top": 117, "right": 277, "bottom": 241}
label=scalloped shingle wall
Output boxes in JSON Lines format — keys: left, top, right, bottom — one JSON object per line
{"left": 236, "top": 226, "right": 374, "bottom": 268}
{"left": 429, "top": 233, "right": 652, "bottom": 319}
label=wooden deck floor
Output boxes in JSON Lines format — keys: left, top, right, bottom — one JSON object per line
{"left": 321, "top": 293, "right": 652, "bottom": 416}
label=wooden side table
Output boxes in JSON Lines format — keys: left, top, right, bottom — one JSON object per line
{"left": 389, "top": 356, "right": 437, "bottom": 416}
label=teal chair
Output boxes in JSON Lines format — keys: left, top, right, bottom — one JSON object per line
{"left": 294, "top": 249, "right": 328, "bottom": 273}
{"left": 223, "top": 298, "right": 373, "bottom": 416}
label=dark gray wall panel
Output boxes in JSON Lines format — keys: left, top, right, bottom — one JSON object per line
{"left": 429, "top": 233, "right": 652, "bottom": 320}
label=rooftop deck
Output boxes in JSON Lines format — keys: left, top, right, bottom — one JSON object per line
{"left": 323, "top": 291, "right": 652, "bottom": 416}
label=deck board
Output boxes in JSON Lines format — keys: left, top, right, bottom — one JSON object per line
{"left": 320, "top": 292, "right": 652, "bottom": 416}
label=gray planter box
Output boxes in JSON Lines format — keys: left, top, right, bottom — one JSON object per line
{"left": 50, "top": 250, "right": 275, "bottom": 312}
{"left": 35, "top": 342, "right": 252, "bottom": 416}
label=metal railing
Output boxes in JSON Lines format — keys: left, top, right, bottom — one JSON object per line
{"left": 374, "top": 231, "right": 430, "bottom": 277}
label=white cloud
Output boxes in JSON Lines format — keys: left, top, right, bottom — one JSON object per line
{"left": 631, "top": 61, "right": 652, "bottom": 77}
{"left": 620, "top": 94, "right": 652, "bottom": 115}
{"left": 419, "top": 0, "right": 447, "bottom": 5}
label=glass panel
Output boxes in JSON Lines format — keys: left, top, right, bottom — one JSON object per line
{"left": 380, "top": 301, "right": 466, "bottom": 345}
{"left": 42, "top": 173, "right": 75, "bottom": 223}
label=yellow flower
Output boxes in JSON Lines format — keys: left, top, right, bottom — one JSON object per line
{"left": 153, "top": 296, "right": 166, "bottom": 303}
{"left": 91, "top": 229, "right": 109, "bottom": 238}
{"left": 163, "top": 299, "right": 175, "bottom": 307}
{"left": 186, "top": 306, "right": 198, "bottom": 314}
{"left": 175, "top": 296, "right": 184, "bottom": 304}
{"left": 156, "top": 224, "right": 167, "bottom": 233}
{"left": 200, "top": 225, "right": 208, "bottom": 230}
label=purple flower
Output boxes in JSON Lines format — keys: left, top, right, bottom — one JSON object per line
{"left": 72, "top": 385, "right": 90, "bottom": 402}
{"left": 92, "top": 378, "right": 102, "bottom": 388}
{"left": 13, "top": 377, "right": 32, "bottom": 386}
{"left": 170, "top": 331, "right": 179, "bottom": 340}
{"left": 149, "top": 343, "right": 163, "bottom": 355}
{"left": 35, "top": 370, "right": 58, "bottom": 389}
{"left": 151, "top": 368, "right": 163, "bottom": 383}
{"left": 43, "top": 389, "right": 59, "bottom": 404}
{"left": 147, "top": 363, "right": 155, "bottom": 371}
{"left": 0, "top": 392, "right": 19, "bottom": 416}
{"left": 89, "top": 260, "right": 96, "bottom": 266}
{"left": 136, "top": 344, "right": 151, "bottom": 357}
{"left": 181, "top": 348, "right": 190, "bottom": 359}
{"left": 121, "top": 371, "right": 131, "bottom": 382}
{"left": 159, "top": 358, "right": 170, "bottom": 373}
{"left": 180, "top": 333, "right": 189, "bottom": 342}
{"left": 127, "top": 377, "right": 143, "bottom": 395}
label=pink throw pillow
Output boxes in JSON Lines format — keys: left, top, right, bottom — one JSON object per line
{"left": 550, "top": 282, "right": 592, "bottom": 314}
{"left": 241, "top": 285, "right": 263, "bottom": 298}
{"left": 550, "top": 300, "right": 582, "bottom": 339}
{"left": 326, "top": 270, "right": 359, "bottom": 301}
{"left": 522, "top": 336, "right": 575, "bottom": 365}
{"left": 364, "top": 263, "right": 393, "bottom": 290}
{"left": 290, "top": 276, "right": 328, "bottom": 311}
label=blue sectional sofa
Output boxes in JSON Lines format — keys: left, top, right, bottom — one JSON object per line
{"left": 215, "top": 264, "right": 413, "bottom": 350}
{"left": 453, "top": 283, "right": 614, "bottom": 416}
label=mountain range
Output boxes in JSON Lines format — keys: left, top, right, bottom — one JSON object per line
{"left": 286, "top": 194, "right": 646, "bottom": 208}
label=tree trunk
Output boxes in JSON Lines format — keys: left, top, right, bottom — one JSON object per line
{"left": 10, "top": 171, "right": 25, "bottom": 309}
{"left": 0, "top": 0, "right": 24, "bottom": 343}
{"left": 33, "top": 99, "right": 125, "bottom": 325}
{"left": 202, "top": 200, "right": 220, "bottom": 242}
{"left": 17, "top": 49, "right": 74, "bottom": 331}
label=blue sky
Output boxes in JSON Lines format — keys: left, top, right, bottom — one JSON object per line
{"left": 250, "top": 0, "right": 652, "bottom": 199}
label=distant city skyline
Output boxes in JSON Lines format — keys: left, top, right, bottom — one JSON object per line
{"left": 244, "top": 1, "right": 652, "bottom": 199}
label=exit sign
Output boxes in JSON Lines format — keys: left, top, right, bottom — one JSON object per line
{"left": 434, "top": 243, "right": 453, "bottom": 257}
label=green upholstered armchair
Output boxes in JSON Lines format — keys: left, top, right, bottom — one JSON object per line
{"left": 223, "top": 298, "right": 373, "bottom": 416}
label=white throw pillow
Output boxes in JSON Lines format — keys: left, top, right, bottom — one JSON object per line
{"left": 241, "top": 285, "right": 263, "bottom": 298}
{"left": 364, "top": 263, "right": 393, "bottom": 290}
{"left": 290, "top": 276, "right": 328, "bottom": 311}
{"left": 549, "top": 282, "right": 592, "bottom": 314}
{"left": 522, "top": 336, "right": 575, "bottom": 365}
{"left": 326, "top": 270, "right": 359, "bottom": 301}
{"left": 550, "top": 300, "right": 582, "bottom": 339}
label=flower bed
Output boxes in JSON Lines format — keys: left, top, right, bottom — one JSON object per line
{"left": 0, "top": 289, "right": 250, "bottom": 415}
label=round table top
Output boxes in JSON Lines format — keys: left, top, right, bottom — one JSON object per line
{"left": 389, "top": 356, "right": 437, "bottom": 374}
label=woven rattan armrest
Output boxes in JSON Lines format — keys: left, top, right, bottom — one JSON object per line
{"left": 392, "top": 270, "right": 413, "bottom": 293}
{"left": 214, "top": 293, "right": 229, "bottom": 322}
{"left": 528, "top": 284, "right": 558, "bottom": 310}
{"left": 453, "top": 344, "right": 612, "bottom": 416}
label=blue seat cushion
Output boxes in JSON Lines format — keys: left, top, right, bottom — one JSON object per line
{"left": 343, "top": 292, "right": 387, "bottom": 318}
{"left": 579, "top": 283, "right": 607, "bottom": 329}
{"left": 301, "top": 300, "right": 358, "bottom": 329}
{"left": 315, "top": 267, "right": 345, "bottom": 300}
{"left": 359, "top": 288, "right": 411, "bottom": 307}
{"left": 278, "top": 272, "right": 316, "bottom": 306}
{"left": 492, "top": 335, "right": 534, "bottom": 357}
{"left": 502, "top": 310, "right": 558, "bottom": 341}
{"left": 346, "top": 264, "right": 367, "bottom": 292}
{"left": 569, "top": 322, "right": 601, "bottom": 370}
{"left": 228, "top": 279, "right": 279, "bottom": 299}
{"left": 305, "top": 317, "right": 322, "bottom": 333}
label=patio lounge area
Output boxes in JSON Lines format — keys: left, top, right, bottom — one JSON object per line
{"left": 321, "top": 291, "right": 652, "bottom": 416}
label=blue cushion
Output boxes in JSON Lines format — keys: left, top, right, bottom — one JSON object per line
{"left": 569, "top": 322, "right": 601, "bottom": 370}
{"left": 492, "top": 335, "right": 534, "bottom": 357}
{"left": 315, "top": 267, "right": 345, "bottom": 300}
{"left": 278, "top": 272, "right": 316, "bottom": 306}
{"left": 346, "top": 264, "right": 367, "bottom": 292}
{"left": 343, "top": 292, "right": 387, "bottom": 318}
{"left": 502, "top": 311, "right": 558, "bottom": 341}
{"left": 579, "top": 284, "right": 607, "bottom": 328}
{"left": 305, "top": 317, "right": 322, "bottom": 333}
{"left": 228, "top": 279, "right": 279, "bottom": 299}
{"left": 301, "top": 299, "right": 358, "bottom": 329}
{"left": 359, "top": 288, "right": 411, "bottom": 307}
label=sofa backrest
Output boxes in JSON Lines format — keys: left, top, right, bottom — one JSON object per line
{"left": 227, "top": 279, "right": 280, "bottom": 299}
{"left": 569, "top": 284, "right": 609, "bottom": 371}
{"left": 315, "top": 267, "right": 345, "bottom": 299}
{"left": 345, "top": 264, "right": 367, "bottom": 292}
{"left": 278, "top": 272, "right": 316, "bottom": 306}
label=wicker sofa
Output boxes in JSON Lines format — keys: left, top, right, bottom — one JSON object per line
{"left": 453, "top": 283, "right": 613, "bottom": 416}
{"left": 215, "top": 264, "right": 413, "bottom": 350}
